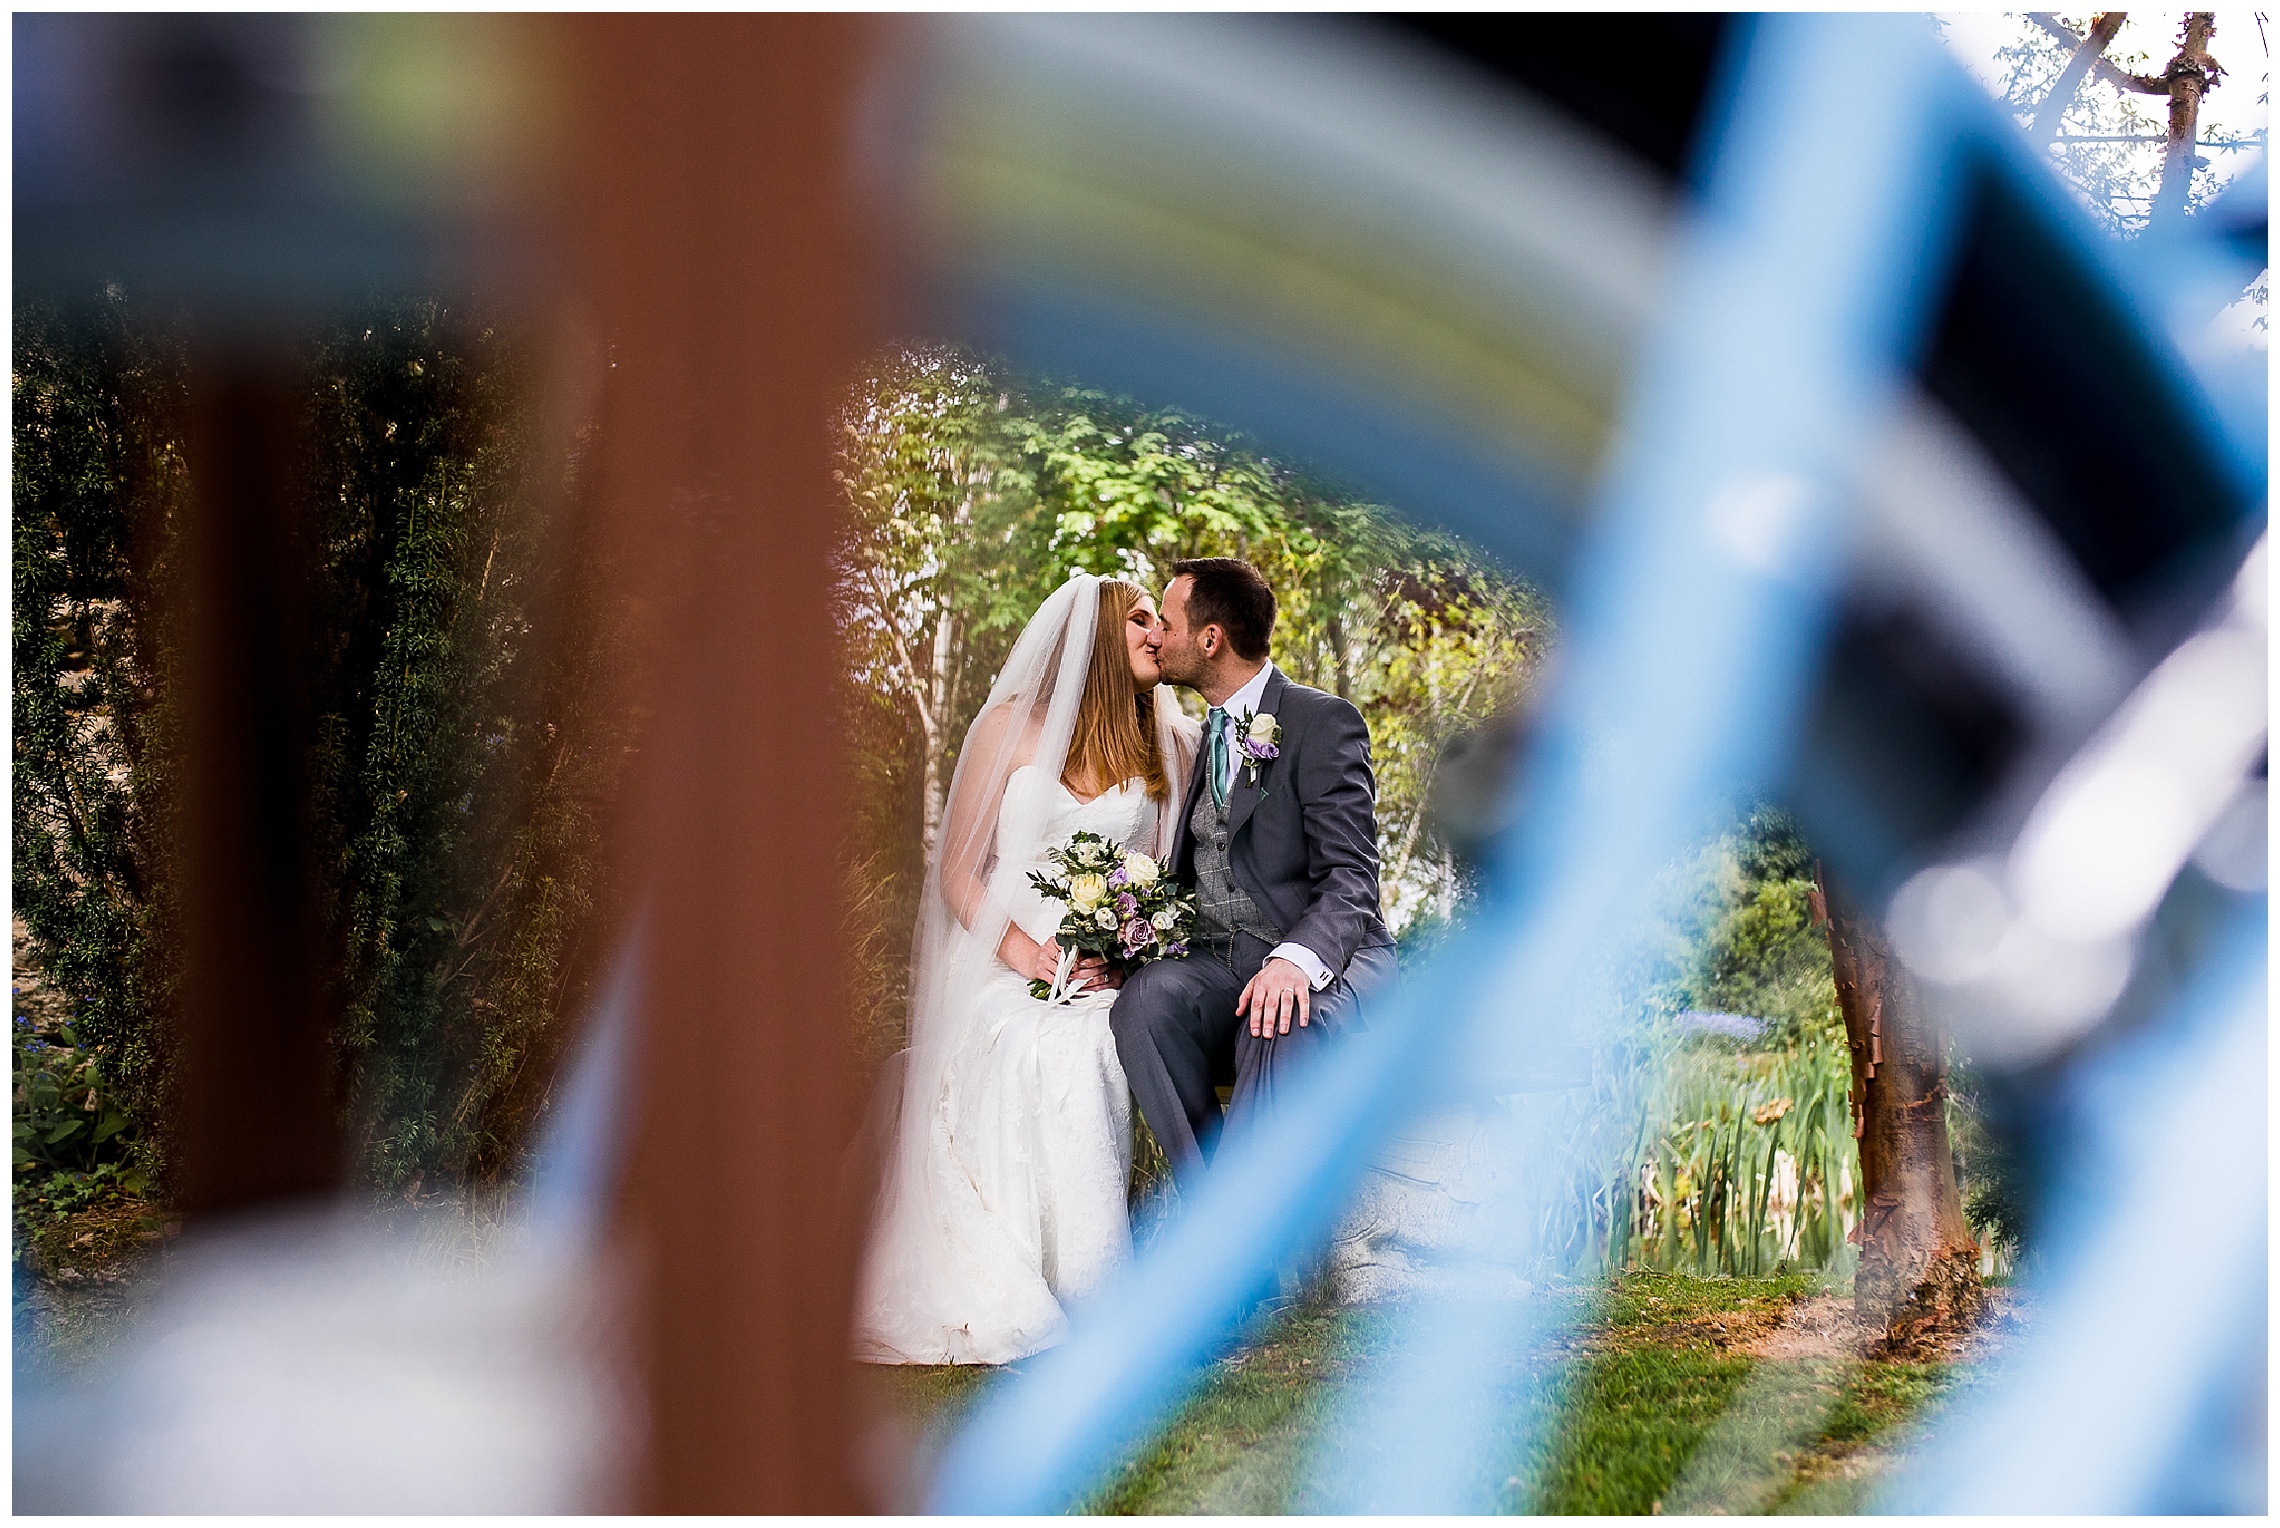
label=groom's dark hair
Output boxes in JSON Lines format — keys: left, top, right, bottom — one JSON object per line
{"left": 1171, "top": 557, "right": 1275, "bottom": 661}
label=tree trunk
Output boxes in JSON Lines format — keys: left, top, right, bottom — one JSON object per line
{"left": 918, "top": 604, "right": 958, "bottom": 851}
{"left": 2151, "top": 13, "right": 2220, "bottom": 228}
{"left": 1327, "top": 611, "right": 1353, "bottom": 701}
{"left": 1812, "top": 863, "right": 1982, "bottom": 1349}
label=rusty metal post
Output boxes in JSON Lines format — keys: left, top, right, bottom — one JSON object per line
{"left": 559, "top": 16, "right": 885, "bottom": 1512}
{"left": 176, "top": 357, "right": 345, "bottom": 1218}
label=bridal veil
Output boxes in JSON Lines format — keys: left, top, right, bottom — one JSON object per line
{"left": 857, "top": 572, "right": 1192, "bottom": 1352}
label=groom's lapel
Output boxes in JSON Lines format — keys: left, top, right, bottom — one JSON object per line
{"left": 1225, "top": 666, "right": 1288, "bottom": 840}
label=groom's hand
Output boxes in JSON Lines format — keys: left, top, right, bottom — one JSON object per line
{"left": 1071, "top": 953, "right": 1122, "bottom": 991}
{"left": 1238, "top": 957, "right": 1312, "bottom": 1037}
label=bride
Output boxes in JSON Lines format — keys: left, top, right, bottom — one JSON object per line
{"left": 855, "top": 573, "right": 1199, "bottom": 1364}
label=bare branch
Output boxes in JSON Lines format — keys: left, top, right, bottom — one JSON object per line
{"left": 2027, "top": 11, "right": 2170, "bottom": 93}
{"left": 2029, "top": 11, "right": 2132, "bottom": 144}
{"left": 2047, "top": 132, "right": 2260, "bottom": 145}
{"left": 862, "top": 561, "right": 934, "bottom": 719}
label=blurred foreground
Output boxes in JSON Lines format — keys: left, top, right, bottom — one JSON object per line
{"left": 12, "top": 12, "right": 2263, "bottom": 1514}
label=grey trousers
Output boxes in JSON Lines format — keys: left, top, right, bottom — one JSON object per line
{"left": 1111, "top": 932, "right": 1395, "bottom": 1188}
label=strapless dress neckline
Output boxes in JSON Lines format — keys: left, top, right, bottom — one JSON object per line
{"left": 1009, "top": 763, "right": 1142, "bottom": 808}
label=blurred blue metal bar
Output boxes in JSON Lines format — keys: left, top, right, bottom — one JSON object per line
{"left": 875, "top": 11, "right": 2267, "bottom": 1509}
{"left": 527, "top": 915, "right": 648, "bottom": 1256}
{"left": 965, "top": 281, "right": 1580, "bottom": 587}
{"left": 929, "top": 15, "right": 1976, "bottom": 1511}
{"left": 913, "top": 12, "right": 1681, "bottom": 597}
{"left": 1963, "top": 91, "right": 2268, "bottom": 498}
{"left": 1888, "top": 899, "right": 2267, "bottom": 1513}
{"left": 925, "top": 943, "right": 1473, "bottom": 1511}
{"left": 1315, "top": 16, "right": 1977, "bottom": 1508}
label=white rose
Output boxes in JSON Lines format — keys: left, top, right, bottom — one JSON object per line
{"left": 1094, "top": 907, "right": 1119, "bottom": 931}
{"left": 1151, "top": 908, "right": 1178, "bottom": 931}
{"left": 1122, "top": 852, "right": 1161, "bottom": 888}
{"left": 1069, "top": 873, "right": 1109, "bottom": 911}
{"left": 1247, "top": 712, "right": 1279, "bottom": 743}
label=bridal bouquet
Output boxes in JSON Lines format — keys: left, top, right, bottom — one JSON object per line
{"left": 1025, "top": 830, "right": 1197, "bottom": 1003}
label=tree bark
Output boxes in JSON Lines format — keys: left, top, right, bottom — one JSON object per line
{"left": 1812, "top": 864, "right": 1982, "bottom": 1349}
{"left": 2150, "top": 13, "right": 2221, "bottom": 227}
{"left": 1327, "top": 610, "right": 1353, "bottom": 701}
{"left": 919, "top": 603, "right": 958, "bottom": 851}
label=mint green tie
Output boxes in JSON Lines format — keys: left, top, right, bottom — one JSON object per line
{"left": 1206, "top": 706, "right": 1229, "bottom": 809}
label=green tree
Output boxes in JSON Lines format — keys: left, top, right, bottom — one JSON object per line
{"left": 833, "top": 346, "right": 1548, "bottom": 1070}
{"left": 1685, "top": 806, "right": 1839, "bottom": 1048}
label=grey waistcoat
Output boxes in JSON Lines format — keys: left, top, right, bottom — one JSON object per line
{"left": 1190, "top": 785, "right": 1283, "bottom": 947}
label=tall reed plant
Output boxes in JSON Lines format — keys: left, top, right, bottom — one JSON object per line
{"left": 1494, "top": 1023, "right": 1857, "bottom": 1284}
{"left": 1615, "top": 1029, "right": 1856, "bottom": 1276}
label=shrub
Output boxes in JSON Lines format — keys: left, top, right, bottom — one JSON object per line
{"left": 11, "top": 290, "right": 191, "bottom": 1183}
{"left": 11, "top": 292, "right": 634, "bottom": 1200}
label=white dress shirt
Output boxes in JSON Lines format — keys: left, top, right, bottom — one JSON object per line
{"left": 1210, "top": 663, "right": 1335, "bottom": 992}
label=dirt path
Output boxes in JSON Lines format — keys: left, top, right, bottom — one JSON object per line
{"left": 1657, "top": 1285, "right": 2024, "bottom": 1514}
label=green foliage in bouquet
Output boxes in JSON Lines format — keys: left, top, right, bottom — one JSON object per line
{"left": 1024, "top": 830, "right": 1197, "bottom": 1002}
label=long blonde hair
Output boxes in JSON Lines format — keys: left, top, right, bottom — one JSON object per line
{"left": 1064, "top": 578, "right": 1170, "bottom": 801}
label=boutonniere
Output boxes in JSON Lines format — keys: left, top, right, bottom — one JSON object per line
{"left": 1233, "top": 709, "right": 1281, "bottom": 788}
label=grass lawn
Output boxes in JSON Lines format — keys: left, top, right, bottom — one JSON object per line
{"left": 870, "top": 1269, "right": 1989, "bottom": 1514}
{"left": 12, "top": 1190, "right": 177, "bottom": 1384}
{"left": 21, "top": 1206, "right": 1985, "bottom": 1514}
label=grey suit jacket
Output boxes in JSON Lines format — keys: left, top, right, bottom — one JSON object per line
{"left": 1169, "top": 666, "right": 1396, "bottom": 981}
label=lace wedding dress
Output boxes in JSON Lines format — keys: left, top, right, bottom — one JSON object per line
{"left": 855, "top": 572, "right": 1194, "bottom": 1366}
{"left": 855, "top": 768, "right": 1159, "bottom": 1364}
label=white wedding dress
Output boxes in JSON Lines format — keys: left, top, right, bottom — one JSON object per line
{"left": 854, "top": 765, "right": 1163, "bottom": 1364}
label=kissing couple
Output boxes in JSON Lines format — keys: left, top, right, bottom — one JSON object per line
{"left": 856, "top": 558, "right": 1397, "bottom": 1365}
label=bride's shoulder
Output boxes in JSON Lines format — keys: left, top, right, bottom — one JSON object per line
{"left": 966, "top": 700, "right": 1044, "bottom": 763}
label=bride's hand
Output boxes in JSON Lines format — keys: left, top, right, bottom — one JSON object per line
{"left": 998, "top": 928, "right": 1059, "bottom": 983}
{"left": 1001, "top": 932, "right": 1116, "bottom": 991}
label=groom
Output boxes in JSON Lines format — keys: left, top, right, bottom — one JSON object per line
{"left": 1113, "top": 557, "right": 1397, "bottom": 1187}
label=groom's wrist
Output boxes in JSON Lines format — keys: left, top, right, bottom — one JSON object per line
{"left": 1267, "top": 941, "right": 1332, "bottom": 990}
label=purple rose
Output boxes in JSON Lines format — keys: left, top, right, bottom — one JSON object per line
{"left": 1121, "top": 917, "right": 1152, "bottom": 949}
{"left": 1239, "top": 737, "right": 1279, "bottom": 762}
